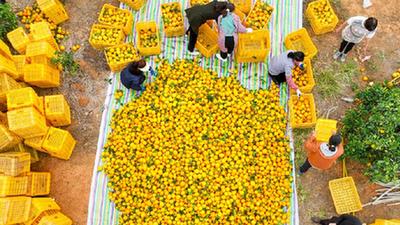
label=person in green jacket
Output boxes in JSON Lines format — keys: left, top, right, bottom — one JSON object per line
{"left": 185, "top": 0, "right": 228, "bottom": 55}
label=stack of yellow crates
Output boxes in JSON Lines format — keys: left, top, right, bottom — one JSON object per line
{"left": 36, "top": 0, "right": 69, "bottom": 25}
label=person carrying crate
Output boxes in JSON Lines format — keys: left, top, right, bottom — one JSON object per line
{"left": 215, "top": 3, "right": 252, "bottom": 62}
{"left": 299, "top": 132, "right": 344, "bottom": 174}
{"left": 311, "top": 214, "right": 363, "bottom": 225}
{"left": 185, "top": 0, "right": 228, "bottom": 55}
{"left": 268, "top": 50, "right": 305, "bottom": 97}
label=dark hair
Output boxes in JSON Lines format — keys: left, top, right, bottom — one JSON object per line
{"left": 215, "top": 1, "right": 228, "bottom": 14}
{"left": 364, "top": 17, "right": 378, "bottom": 31}
{"left": 222, "top": 3, "right": 235, "bottom": 17}
{"left": 287, "top": 51, "right": 305, "bottom": 62}
{"left": 328, "top": 134, "right": 342, "bottom": 151}
{"left": 128, "top": 59, "right": 146, "bottom": 75}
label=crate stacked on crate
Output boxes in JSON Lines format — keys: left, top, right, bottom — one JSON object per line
{"left": 245, "top": 0, "right": 274, "bottom": 30}
{"left": 6, "top": 27, "right": 30, "bottom": 54}
{"left": 306, "top": 0, "right": 339, "bottom": 35}
{"left": 36, "top": 0, "right": 69, "bottom": 25}
{"left": 0, "top": 196, "right": 31, "bottom": 224}
{"left": 195, "top": 24, "right": 219, "bottom": 58}
{"left": 136, "top": 21, "right": 162, "bottom": 56}
{"left": 161, "top": 2, "right": 185, "bottom": 37}
{"left": 235, "top": 30, "right": 270, "bottom": 63}
{"left": 0, "top": 40, "right": 13, "bottom": 61}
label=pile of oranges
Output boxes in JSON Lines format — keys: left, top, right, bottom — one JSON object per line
{"left": 101, "top": 59, "right": 293, "bottom": 224}
{"left": 246, "top": 0, "right": 274, "bottom": 30}
{"left": 90, "top": 26, "right": 122, "bottom": 46}
{"left": 309, "top": 0, "right": 335, "bottom": 26}
{"left": 161, "top": 3, "right": 184, "bottom": 30}
{"left": 292, "top": 65, "right": 309, "bottom": 88}
{"left": 98, "top": 6, "right": 130, "bottom": 28}
{"left": 138, "top": 28, "right": 159, "bottom": 48}
{"left": 17, "top": 3, "right": 68, "bottom": 43}
{"left": 105, "top": 44, "right": 139, "bottom": 65}
{"left": 291, "top": 95, "right": 313, "bottom": 125}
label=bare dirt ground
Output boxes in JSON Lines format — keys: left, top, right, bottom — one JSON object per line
{"left": 7, "top": 0, "right": 400, "bottom": 224}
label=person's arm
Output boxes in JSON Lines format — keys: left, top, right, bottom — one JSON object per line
{"left": 304, "top": 132, "right": 318, "bottom": 153}
{"left": 234, "top": 14, "right": 247, "bottom": 33}
{"left": 285, "top": 65, "right": 299, "bottom": 90}
{"left": 363, "top": 30, "right": 376, "bottom": 54}
{"left": 139, "top": 74, "right": 146, "bottom": 85}
{"left": 335, "top": 21, "right": 347, "bottom": 33}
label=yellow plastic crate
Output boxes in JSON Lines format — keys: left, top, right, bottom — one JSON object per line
{"left": 36, "top": 0, "right": 69, "bottom": 25}
{"left": 329, "top": 177, "right": 362, "bottom": 214}
{"left": 245, "top": 0, "right": 274, "bottom": 30}
{"left": 26, "top": 41, "right": 56, "bottom": 59}
{"left": 23, "top": 64, "right": 60, "bottom": 88}
{"left": 161, "top": 2, "right": 185, "bottom": 37}
{"left": 17, "top": 82, "right": 29, "bottom": 87}
{"left": 38, "top": 212, "right": 72, "bottom": 225}
{"left": 6, "top": 87, "right": 41, "bottom": 112}
{"left": 26, "top": 172, "right": 50, "bottom": 196}
{"left": 118, "top": 0, "right": 145, "bottom": 11}
{"left": 0, "top": 55, "right": 18, "bottom": 80}
{"left": 289, "top": 57, "right": 315, "bottom": 94}
{"left": 235, "top": 30, "right": 270, "bottom": 63}
{"left": 89, "top": 24, "right": 125, "bottom": 50}
{"left": 306, "top": 0, "right": 339, "bottom": 35}
{"left": 7, "top": 27, "right": 30, "bottom": 54}
{"left": 0, "top": 112, "right": 7, "bottom": 125}
{"left": 195, "top": 24, "right": 218, "bottom": 58}
{"left": 44, "top": 95, "right": 71, "bottom": 127}
{"left": 284, "top": 28, "right": 318, "bottom": 59}
{"left": 0, "top": 73, "right": 21, "bottom": 104}
{"left": 42, "top": 127, "right": 76, "bottom": 160}
{"left": 0, "top": 125, "right": 22, "bottom": 151}
{"left": 231, "top": 0, "right": 252, "bottom": 14}
{"left": 289, "top": 93, "right": 317, "bottom": 128}
{"left": 374, "top": 219, "right": 400, "bottom": 225}
{"left": 234, "top": 7, "right": 246, "bottom": 22}
{"left": 7, "top": 107, "right": 48, "bottom": 139}
{"left": 26, "top": 198, "right": 60, "bottom": 225}
{"left": 315, "top": 119, "right": 337, "bottom": 142}
{"left": 7, "top": 143, "right": 40, "bottom": 164}
{"left": 0, "top": 175, "right": 28, "bottom": 197}
{"left": 98, "top": 4, "right": 133, "bottom": 35}
{"left": 0, "top": 40, "right": 12, "bottom": 61}
{"left": 0, "top": 152, "right": 30, "bottom": 177}
{"left": 12, "top": 55, "right": 28, "bottom": 81}
{"left": 104, "top": 43, "right": 140, "bottom": 72}
{"left": 29, "top": 22, "right": 59, "bottom": 50}
{"left": 136, "top": 21, "right": 162, "bottom": 56}
{"left": 189, "top": 0, "right": 210, "bottom": 6}
{"left": 0, "top": 196, "right": 31, "bottom": 225}
{"left": 24, "top": 134, "right": 48, "bottom": 154}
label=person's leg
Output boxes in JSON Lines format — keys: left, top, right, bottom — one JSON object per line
{"left": 268, "top": 72, "right": 280, "bottom": 85}
{"left": 319, "top": 216, "right": 338, "bottom": 225}
{"left": 343, "top": 42, "right": 355, "bottom": 54}
{"left": 276, "top": 72, "right": 287, "bottom": 84}
{"left": 299, "top": 158, "right": 312, "bottom": 174}
{"left": 225, "top": 36, "right": 235, "bottom": 56}
{"left": 188, "top": 27, "right": 198, "bottom": 53}
{"left": 220, "top": 51, "right": 228, "bottom": 59}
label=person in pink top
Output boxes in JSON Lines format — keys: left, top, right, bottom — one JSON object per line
{"left": 215, "top": 3, "right": 252, "bottom": 62}
{"left": 268, "top": 51, "right": 305, "bottom": 97}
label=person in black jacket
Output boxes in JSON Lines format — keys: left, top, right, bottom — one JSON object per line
{"left": 185, "top": 0, "right": 228, "bottom": 55}
{"left": 311, "top": 214, "right": 363, "bottom": 225}
{"left": 120, "top": 60, "right": 150, "bottom": 91}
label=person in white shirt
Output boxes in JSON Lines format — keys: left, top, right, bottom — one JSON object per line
{"left": 333, "top": 16, "right": 378, "bottom": 62}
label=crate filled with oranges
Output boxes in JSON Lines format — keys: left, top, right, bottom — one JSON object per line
{"left": 289, "top": 94, "right": 317, "bottom": 128}
{"left": 104, "top": 43, "right": 140, "bottom": 72}
{"left": 306, "top": 0, "right": 339, "bottom": 35}
{"left": 291, "top": 58, "right": 315, "bottom": 93}
{"left": 89, "top": 24, "right": 125, "bottom": 49}
{"left": 161, "top": 2, "right": 185, "bottom": 37}
{"left": 98, "top": 4, "right": 133, "bottom": 35}
{"left": 136, "top": 21, "right": 161, "bottom": 56}
{"left": 245, "top": 0, "right": 274, "bottom": 30}
{"left": 189, "top": 0, "right": 210, "bottom": 6}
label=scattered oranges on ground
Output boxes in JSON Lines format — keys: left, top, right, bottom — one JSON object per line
{"left": 292, "top": 95, "right": 313, "bottom": 124}
{"left": 246, "top": 0, "right": 274, "bottom": 30}
{"left": 138, "top": 28, "right": 159, "bottom": 48}
{"left": 101, "top": 59, "right": 292, "bottom": 224}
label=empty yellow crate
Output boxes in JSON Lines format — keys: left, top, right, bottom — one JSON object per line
{"left": 37, "top": 0, "right": 69, "bottom": 25}
{"left": 0, "top": 196, "right": 32, "bottom": 225}
{"left": 306, "top": 0, "right": 339, "bottom": 35}
{"left": 289, "top": 93, "right": 317, "bottom": 128}
{"left": 315, "top": 119, "right": 337, "bottom": 142}
{"left": 104, "top": 43, "right": 140, "bottom": 72}
{"left": 0, "top": 125, "right": 22, "bottom": 151}
{"left": 98, "top": 4, "right": 133, "bottom": 35}
{"left": 118, "top": 0, "right": 145, "bottom": 10}
{"left": 44, "top": 95, "right": 71, "bottom": 127}
{"left": 7, "top": 27, "right": 30, "bottom": 54}
{"left": 289, "top": 57, "right": 316, "bottom": 94}
{"left": 0, "top": 54, "right": 18, "bottom": 79}
{"left": 29, "top": 22, "right": 59, "bottom": 50}
{"left": 136, "top": 21, "right": 162, "bottom": 56}
{"left": 329, "top": 177, "right": 362, "bottom": 214}
{"left": 26, "top": 172, "right": 50, "bottom": 196}
{"left": 7, "top": 143, "right": 40, "bottom": 164}
{"left": 42, "top": 127, "right": 76, "bottom": 160}
{"left": 26, "top": 41, "right": 56, "bottom": 59}
{"left": 195, "top": 24, "right": 219, "bottom": 58}
{"left": 38, "top": 212, "right": 72, "bottom": 225}
{"left": 236, "top": 30, "right": 270, "bottom": 63}
{"left": 0, "top": 40, "right": 12, "bottom": 61}
{"left": 6, "top": 87, "right": 41, "bottom": 111}
{"left": 231, "top": 0, "right": 252, "bottom": 14}
{"left": 0, "top": 152, "right": 30, "bottom": 176}
{"left": 12, "top": 55, "right": 28, "bottom": 81}
{"left": 0, "top": 175, "right": 28, "bottom": 197}
{"left": 285, "top": 28, "right": 318, "bottom": 59}
{"left": 161, "top": 2, "right": 185, "bottom": 37}
{"left": 23, "top": 64, "right": 60, "bottom": 88}
{"left": 7, "top": 107, "right": 48, "bottom": 139}
{"left": 26, "top": 198, "right": 60, "bottom": 225}
{"left": 24, "top": 134, "right": 48, "bottom": 154}
{"left": 0, "top": 73, "right": 21, "bottom": 104}
{"left": 89, "top": 24, "right": 125, "bottom": 50}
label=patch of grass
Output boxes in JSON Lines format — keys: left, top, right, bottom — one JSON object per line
{"left": 297, "top": 182, "right": 310, "bottom": 203}
{"left": 293, "top": 128, "right": 312, "bottom": 166}
{"left": 365, "top": 60, "right": 379, "bottom": 73}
